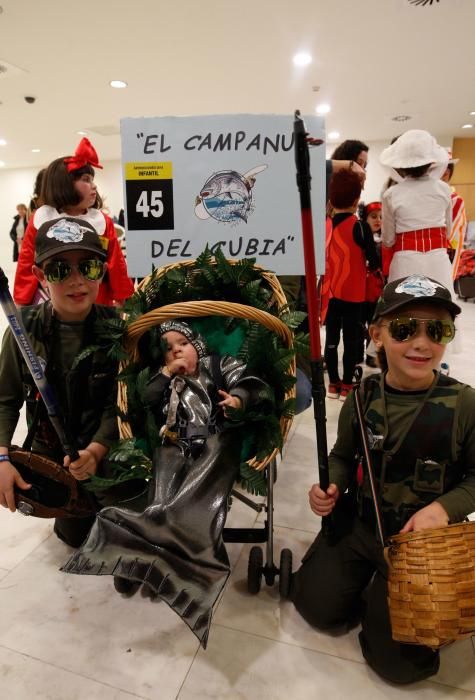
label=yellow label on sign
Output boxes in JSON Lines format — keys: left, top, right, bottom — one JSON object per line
{"left": 125, "top": 162, "right": 173, "bottom": 180}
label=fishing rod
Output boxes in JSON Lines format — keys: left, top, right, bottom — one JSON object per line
{"left": 293, "top": 110, "right": 330, "bottom": 504}
{"left": 0, "top": 267, "right": 79, "bottom": 460}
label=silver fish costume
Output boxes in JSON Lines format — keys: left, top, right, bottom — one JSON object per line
{"left": 62, "top": 321, "right": 271, "bottom": 647}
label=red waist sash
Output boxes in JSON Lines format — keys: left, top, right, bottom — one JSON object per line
{"left": 394, "top": 227, "right": 447, "bottom": 253}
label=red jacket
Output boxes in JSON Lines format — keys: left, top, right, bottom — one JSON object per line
{"left": 326, "top": 214, "right": 366, "bottom": 302}
{"left": 13, "top": 206, "right": 134, "bottom": 306}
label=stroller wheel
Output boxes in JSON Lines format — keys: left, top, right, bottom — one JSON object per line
{"left": 247, "top": 546, "right": 263, "bottom": 594}
{"left": 278, "top": 548, "right": 293, "bottom": 599}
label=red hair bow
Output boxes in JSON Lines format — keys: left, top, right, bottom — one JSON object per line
{"left": 64, "top": 137, "right": 103, "bottom": 173}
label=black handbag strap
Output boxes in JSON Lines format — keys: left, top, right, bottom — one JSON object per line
{"left": 353, "top": 366, "right": 386, "bottom": 546}
{"left": 22, "top": 395, "right": 42, "bottom": 452}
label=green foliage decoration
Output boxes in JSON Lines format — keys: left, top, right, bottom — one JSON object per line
{"left": 86, "top": 247, "right": 308, "bottom": 496}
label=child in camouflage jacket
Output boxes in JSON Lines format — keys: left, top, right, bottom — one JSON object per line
{"left": 291, "top": 274, "right": 475, "bottom": 684}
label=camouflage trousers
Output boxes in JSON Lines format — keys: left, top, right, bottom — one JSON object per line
{"left": 291, "top": 514, "right": 440, "bottom": 684}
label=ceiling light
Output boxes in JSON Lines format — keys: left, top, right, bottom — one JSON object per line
{"left": 328, "top": 131, "right": 340, "bottom": 140}
{"left": 293, "top": 52, "right": 312, "bottom": 67}
{"left": 77, "top": 130, "right": 87, "bottom": 136}
{"left": 316, "top": 103, "right": 331, "bottom": 115}
{"left": 31, "top": 148, "right": 40, "bottom": 153}
{"left": 110, "top": 79, "right": 127, "bottom": 89}
{"left": 0, "top": 138, "right": 6, "bottom": 146}
{"left": 470, "top": 112, "right": 475, "bottom": 116}
{"left": 0, "top": 161, "right": 5, "bottom": 167}
{"left": 462, "top": 124, "right": 473, "bottom": 129}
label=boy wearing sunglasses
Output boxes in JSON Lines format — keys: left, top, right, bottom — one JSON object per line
{"left": 0, "top": 217, "right": 120, "bottom": 547}
{"left": 292, "top": 274, "right": 475, "bottom": 684}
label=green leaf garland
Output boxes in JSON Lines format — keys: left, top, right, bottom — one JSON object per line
{"left": 85, "top": 247, "right": 309, "bottom": 496}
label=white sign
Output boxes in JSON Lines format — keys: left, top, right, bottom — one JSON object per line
{"left": 121, "top": 114, "right": 325, "bottom": 276}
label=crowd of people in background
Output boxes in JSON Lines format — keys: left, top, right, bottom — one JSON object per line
{"left": 320, "top": 130, "right": 467, "bottom": 399}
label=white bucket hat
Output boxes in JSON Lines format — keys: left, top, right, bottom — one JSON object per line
{"left": 380, "top": 130, "right": 449, "bottom": 169}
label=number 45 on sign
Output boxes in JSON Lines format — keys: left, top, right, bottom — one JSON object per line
{"left": 125, "top": 162, "right": 175, "bottom": 231}
{"left": 136, "top": 191, "right": 164, "bottom": 218}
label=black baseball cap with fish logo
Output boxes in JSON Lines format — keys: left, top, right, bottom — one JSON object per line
{"left": 35, "top": 217, "right": 108, "bottom": 264}
{"left": 373, "top": 275, "right": 461, "bottom": 320}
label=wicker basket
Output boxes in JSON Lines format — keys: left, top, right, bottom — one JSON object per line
{"left": 386, "top": 521, "right": 475, "bottom": 648}
{"left": 117, "top": 260, "right": 296, "bottom": 470}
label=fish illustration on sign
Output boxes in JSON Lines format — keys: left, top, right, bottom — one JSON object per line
{"left": 194, "top": 165, "right": 267, "bottom": 223}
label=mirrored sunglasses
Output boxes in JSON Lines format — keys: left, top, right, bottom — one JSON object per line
{"left": 384, "top": 317, "right": 456, "bottom": 345}
{"left": 43, "top": 259, "right": 105, "bottom": 283}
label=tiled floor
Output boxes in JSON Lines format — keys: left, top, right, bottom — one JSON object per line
{"left": 1, "top": 261, "right": 475, "bottom": 698}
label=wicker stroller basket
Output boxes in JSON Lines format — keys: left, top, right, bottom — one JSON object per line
{"left": 117, "top": 260, "right": 296, "bottom": 471}
{"left": 386, "top": 520, "right": 475, "bottom": 648}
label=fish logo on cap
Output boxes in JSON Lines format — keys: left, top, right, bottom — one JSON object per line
{"left": 395, "top": 274, "right": 440, "bottom": 298}
{"left": 46, "top": 219, "right": 90, "bottom": 244}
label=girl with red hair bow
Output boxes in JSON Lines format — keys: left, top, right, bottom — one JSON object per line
{"left": 358, "top": 201, "right": 384, "bottom": 367}
{"left": 14, "top": 138, "right": 134, "bottom": 306}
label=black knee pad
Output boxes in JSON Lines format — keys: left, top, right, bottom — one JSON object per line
{"left": 359, "top": 631, "right": 440, "bottom": 684}
{"left": 54, "top": 515, "right": 95, "bottom": 548}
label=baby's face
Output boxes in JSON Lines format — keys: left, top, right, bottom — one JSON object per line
{"left": 162, "top": 330, "right": 199, "bottom": 375}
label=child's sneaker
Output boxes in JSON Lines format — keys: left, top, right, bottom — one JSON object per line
{"left": 339, "top": 383, "right": 353, "bottom": 401}
{"left": 327, "top": 382, "right": 341, "bottom": 399}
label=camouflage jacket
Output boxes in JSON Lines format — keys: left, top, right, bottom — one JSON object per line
{"left": 329, "top": 372, "right": 475, "bottom": 536}
{"left": 0, "top": 301, "right": 119, "bottom": 463}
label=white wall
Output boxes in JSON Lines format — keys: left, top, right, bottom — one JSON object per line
{"left": 1, "top": 168, "right": 39, "bottom": 284}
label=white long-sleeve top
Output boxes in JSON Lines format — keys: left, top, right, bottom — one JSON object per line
{"left": 382, "top": 175, "right": 452, "bottom": 248}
